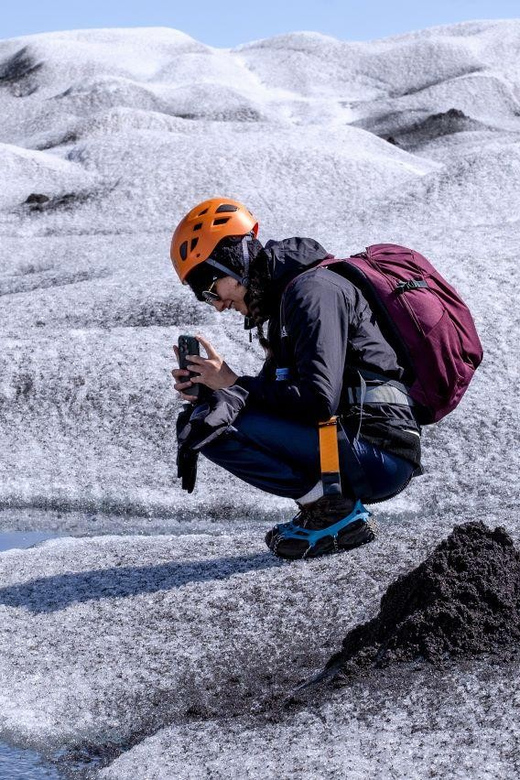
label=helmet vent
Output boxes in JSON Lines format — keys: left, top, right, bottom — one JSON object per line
{"left": 193, "top": 223, "right": 203, "bottom": 231}
{"left": 179, "top": 241, "right": 188, "bottom": 261}
{"left": 190, "top": 238, "right": 199, "bottom": 252}
{"left": 216, "top": 204, "right": 238, "bottom": 213}
{"left": 198, "top": 208, "right": 209, "bottom": 216}
{"left": 213, "top": 217, "right": 230, "bottom": 226}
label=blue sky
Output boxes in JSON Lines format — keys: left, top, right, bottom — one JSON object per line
{"left": 1, "top": 0, "right": 519, "bottom": 46}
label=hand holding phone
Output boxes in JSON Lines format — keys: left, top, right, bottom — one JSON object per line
{"left": 174, "top": 334, "right": 238, "bottom": 400}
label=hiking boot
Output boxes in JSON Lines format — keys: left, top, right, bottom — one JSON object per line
{"left": 265, "top": 497, "right": 375, "bottom": 560}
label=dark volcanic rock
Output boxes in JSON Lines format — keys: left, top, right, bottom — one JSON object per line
{"left": 0, "top": 47, "right": 42, "bottom": 96}
{"left": 36, "top": 131, "right": 79, "bottom": 151}
{"left": 23, "top": 191, "right": 90, "bottom": 213}
{"left": 328, "top": 522, "right": 520, "bottom": 676}
{"left": 24, "top": 193, "right": 50, "bottom": 205}
{"left": 415, "top": 107, "right": 477, "bottom": 139}
{"left": 354, "top": 107, "right": 487, "bottom": 151}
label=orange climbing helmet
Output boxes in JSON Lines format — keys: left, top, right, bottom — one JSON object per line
{"left": 170, "top": 197, "right": 259, "bottom": 283}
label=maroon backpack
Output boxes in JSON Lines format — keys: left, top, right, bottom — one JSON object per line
{"left": 320, "top": 244, "right": 483, "bottom": 424}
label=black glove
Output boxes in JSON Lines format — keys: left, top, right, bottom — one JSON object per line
{"left": 178, "top": 386, "right": 249, "bottom": 451}
{"left": 175, "top": 387, "right": 249, "bottom": 493}
{"left": 177, "top": 445, "right": 199, "bottom": 493}
{"left": 176, "top": 405, "right": 199, "bottom": 493}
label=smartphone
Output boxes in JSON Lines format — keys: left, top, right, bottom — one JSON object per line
{"left": 178, "top": 335, "right": 201, "bottom": 400}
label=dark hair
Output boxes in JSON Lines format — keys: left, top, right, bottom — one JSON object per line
{"left": 186, "top": 235, "right": 274, "bottom": 349}
{"left": 186, "top": 236, "right": 260, "bottom": 297}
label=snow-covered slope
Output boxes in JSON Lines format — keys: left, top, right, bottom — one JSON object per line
{"left": 0, "top": 20, "right": 519, "bottom": 778}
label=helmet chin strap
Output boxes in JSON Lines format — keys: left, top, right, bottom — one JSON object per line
{"left": 240, "top": 235, "right": 254, "bottom": 338}
{"left": 240, "top": 235, "right": 251, "bottom": 286}
{"left": 205, "top": 258, "right": 243, "bottom": 283}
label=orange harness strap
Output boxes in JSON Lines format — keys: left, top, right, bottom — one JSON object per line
{"left": 318, "top": 416, "right": 342, "bottom": 497}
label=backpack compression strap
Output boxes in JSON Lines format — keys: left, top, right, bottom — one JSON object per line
{"left": 318, "top": 416, "right": 342, "bottom": 497}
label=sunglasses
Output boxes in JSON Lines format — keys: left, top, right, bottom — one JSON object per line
{"left": 201, "top": 279, "right": 221, "bottom": 305}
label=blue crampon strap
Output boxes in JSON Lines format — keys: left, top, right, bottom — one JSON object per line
{"left": 275, "top": 499, "right": 371, "bottom": 547}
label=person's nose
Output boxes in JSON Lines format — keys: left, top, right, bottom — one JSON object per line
{"left": 213, "top": 300, "right": 226, "bottom": 313}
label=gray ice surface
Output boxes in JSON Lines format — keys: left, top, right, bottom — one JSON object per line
{"left": 0, "top": 19, "right": 519, "bottom": 779}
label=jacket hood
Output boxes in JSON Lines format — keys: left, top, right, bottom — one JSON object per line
{"left": 243, "top": 237, "right": 330, "bottom": 329}
{"left": 262, "top": 237, "right": 330, "bottom": 297}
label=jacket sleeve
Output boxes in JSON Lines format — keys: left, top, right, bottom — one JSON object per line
{"left": 235, "top": 272, "right": 351, "bottom": 422}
